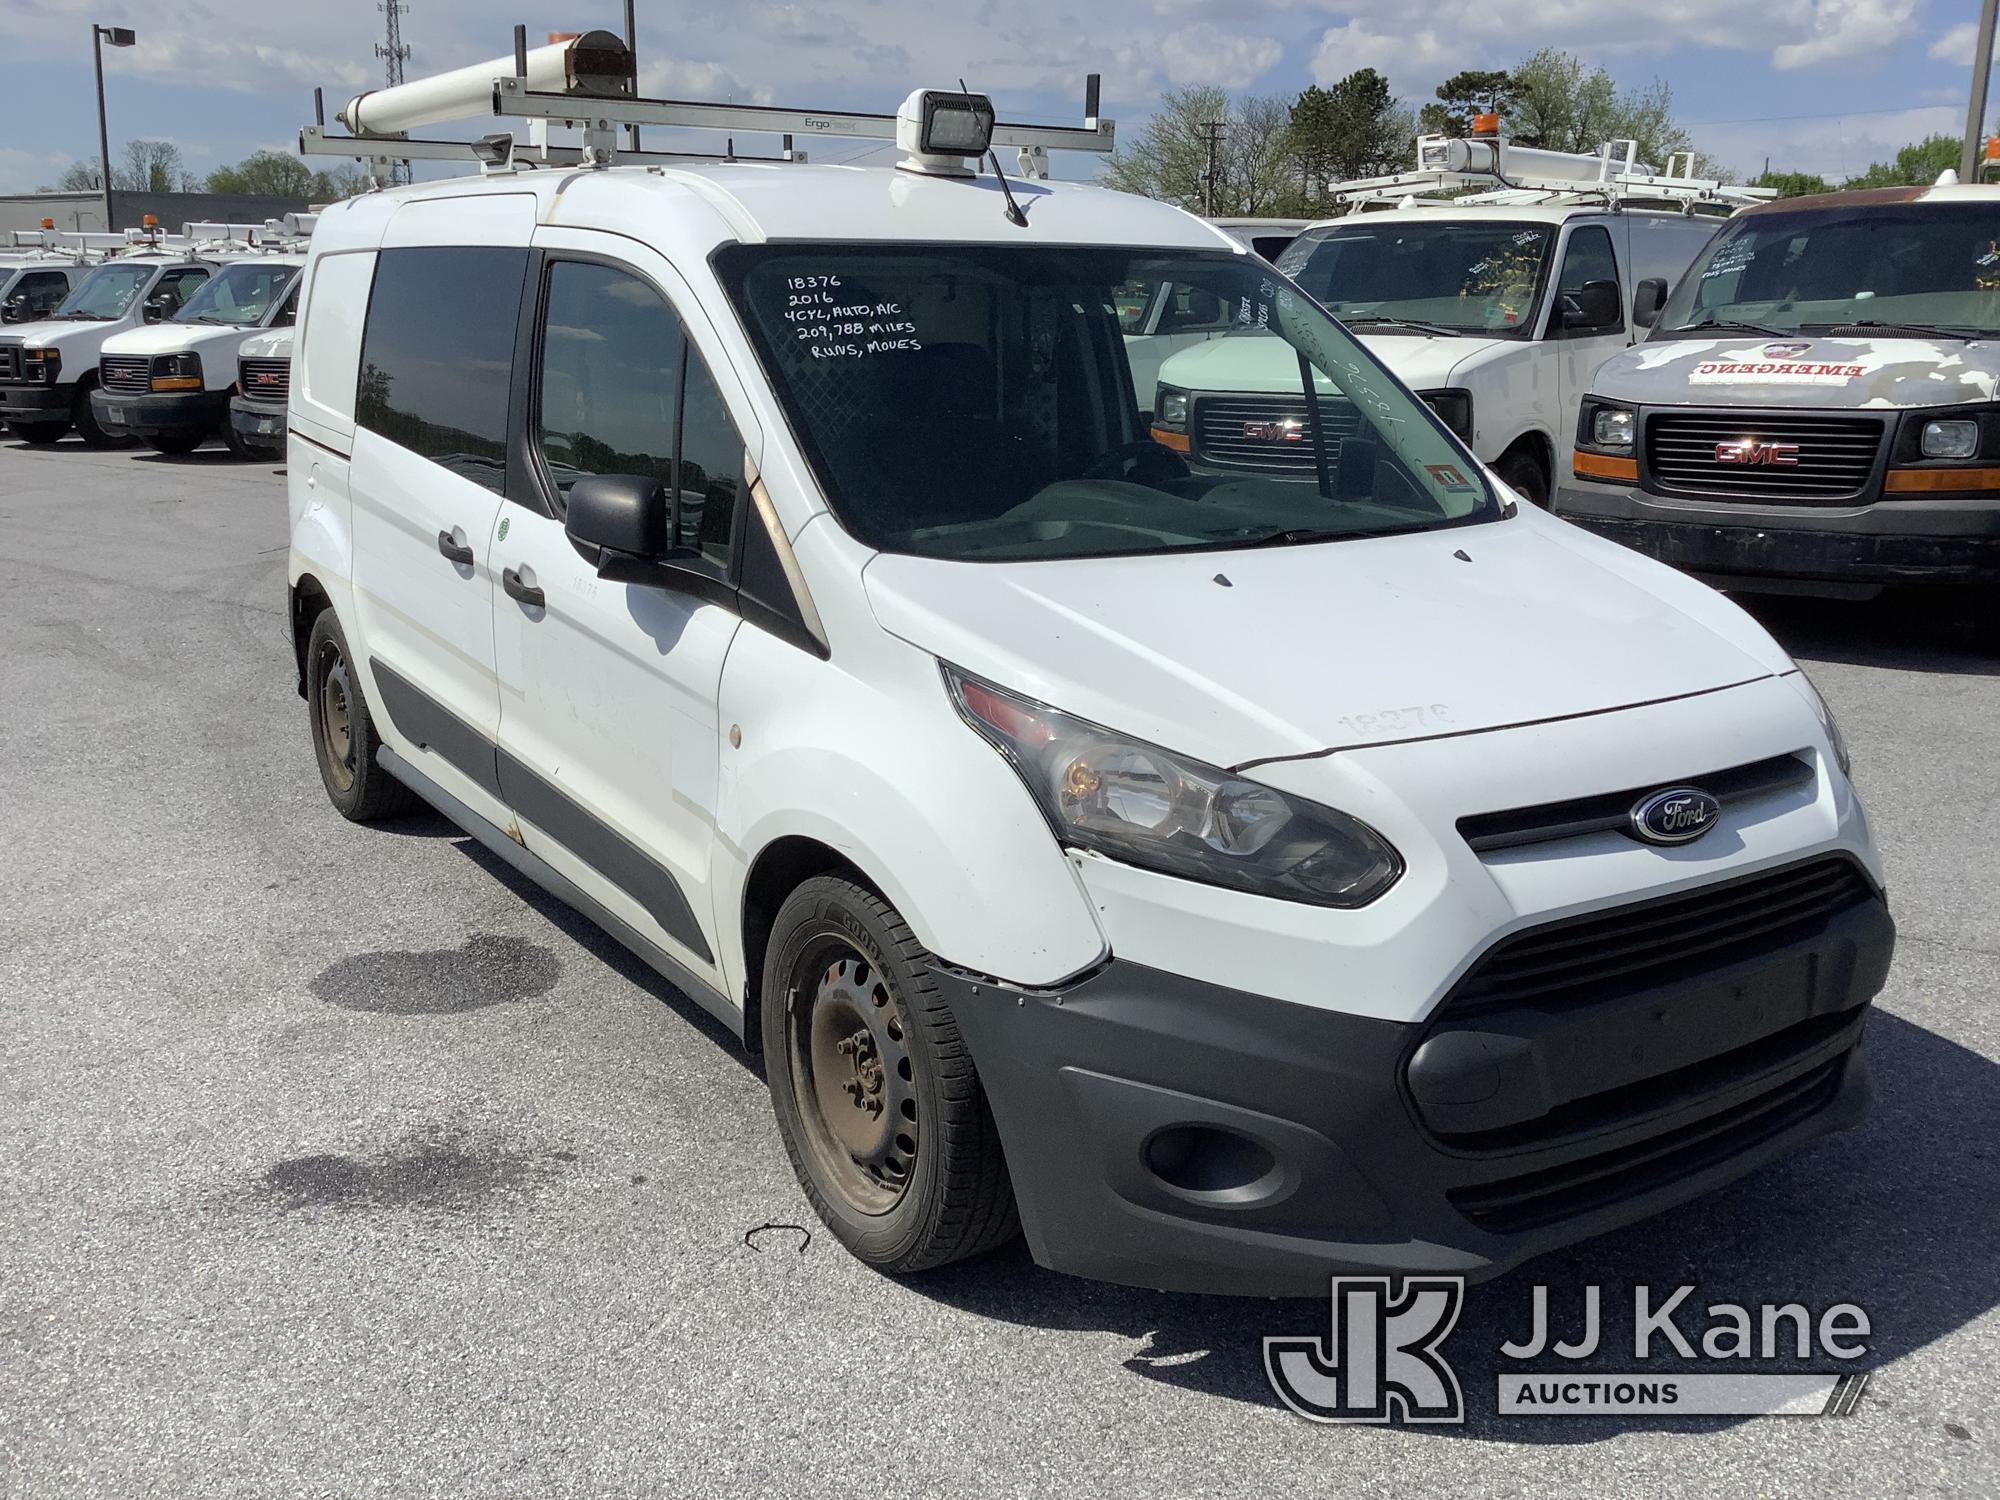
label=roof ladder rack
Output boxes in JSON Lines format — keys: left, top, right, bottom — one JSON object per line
{"left": 300, "top": 25, "right": 1112, "bottom": 187}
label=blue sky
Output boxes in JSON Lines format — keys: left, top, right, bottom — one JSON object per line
{"left": 0, "top": 0, "right": 1988, "bottom": 195}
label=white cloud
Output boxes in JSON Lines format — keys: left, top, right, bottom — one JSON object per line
{"left": 1158, "top": 24, "right": 1283, "bottom": 88}
{"left": 0, "top": 147, "right": 67, "bottom": 194}
{"left": 1928, "top": 19, "right": 1996, "bottom": 66}
{"left": 1310, "top": 20, "right": 1456, "bottom": 91}
{"left": 1773, "top": 0, "right": 1919, "bottom": 68}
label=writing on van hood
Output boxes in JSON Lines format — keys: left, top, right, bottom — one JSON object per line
{"left": 1591, "top": 335, "right": 2000, "bottom": 411}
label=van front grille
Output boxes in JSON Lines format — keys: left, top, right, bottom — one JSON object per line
{"left": 0, "top": 344, "right": 20, "bottom": 382}
{"left": 1438, "top": 855, "right": 1875, "bottom": 1018}
{"left": 1190, "top": 394, "right": 1363, "bottom": 473}
{"left": 99, "top": 355, "right": 151, "bottom": 394}
{"left": 238, "top": 357, "right": 289, "bottom": 405}
{"left": 1645, "top": 411, "right": 1885, "bottom": 502}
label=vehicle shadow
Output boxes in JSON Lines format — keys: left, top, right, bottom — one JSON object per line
{"left": 1740, "top": 591, "right": 2000, "bottom": 677}
{"left": 449, "top": 835, "right": 758, "bottom": 1074}
{"left": 899, "top": 1009, "right": 1999, "bottom": 1440}
{"left": 127, "top": 447, "right": 247, "bottom": 467}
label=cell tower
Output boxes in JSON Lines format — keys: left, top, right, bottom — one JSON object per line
{"left": 376, "top": 0, "right": 412, "bottom": 182}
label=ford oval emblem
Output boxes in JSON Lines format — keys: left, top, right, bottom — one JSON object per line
{"left": 1630, "top": 786, "right": 1722, "bottom": 846}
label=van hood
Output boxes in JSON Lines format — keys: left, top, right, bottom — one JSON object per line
{"left": 236, "top": 327, "right": 293, "bottom": 360}
{"left": 1594, "top": 334, "right": 2000, "bottom": 409}
{"left": 2, "top": 319, "right": 118, "bottom": 351}
{"left": 100, "top": 322, "right": 257, "bottom": 359}
{"left": 1159, "top": 329, "right": 1496, "bottom": 394}
{"left": 863, "top": 511, "right": 1783, "bottom": 771}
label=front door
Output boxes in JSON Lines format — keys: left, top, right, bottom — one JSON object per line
{"left": 490, "top": 240, "right": 753, "bottom": 988}
{"left": 1550, "top": 223, "right": 1634, "bottom": 474}
{"left": 346, "top": 230, "right": 532, "bottom": 823}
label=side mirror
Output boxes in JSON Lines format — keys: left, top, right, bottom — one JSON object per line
{"left": 0, "top": 295, "right": 26, "bottom": 324}
{"left": 1632, "top": 277, "right": 1668, "bottom": 329}
{"left": 1557, "top": 278, "right": 1622, "bottom": 335}
{"left": 141, "top": 293, "right": 171, "bottom": 324}
{"left": 565, "top": 472, "right": 676, "bottom": 565}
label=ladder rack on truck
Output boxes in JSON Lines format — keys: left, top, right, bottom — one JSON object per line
{"left": 300, "top": 26, "right": 1113, "bottom": 188}
{"left": 1329, "top": 135, "right": 1773, "bottom": 218}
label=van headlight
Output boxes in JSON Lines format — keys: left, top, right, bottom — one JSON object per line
{"left": 1154, "top": 385, "right": 1190, "bottom": 430}
{"left": 1592, "top": 407, "right": 1635, "bottom": 449}
{"left": 1920, "top": 418, "right": 1979, "bottom": 459}
{"left": 150, "top": 351, "right": 203, "bottom": 392}
{"left": 944, "top": 665, "right": 1403, "bottom": 908}
{"left": 1797, "top": 674, "right": 1852, "bottom": 777}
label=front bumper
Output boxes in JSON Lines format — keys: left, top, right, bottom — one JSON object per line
{"left": 229, "top": 397, "right": 286, "bottom": 453}
{"left": 1556, "top": 481, "right": 2000, "bottom": 592}
{"left": 90, "top": 387, "right": 227, "bottom": 440}
{"left": 0, "top": 381, "right": 72, "bottom": 420}
{"left": 944, "top": 859, "right": 1892, "bottom": 1296}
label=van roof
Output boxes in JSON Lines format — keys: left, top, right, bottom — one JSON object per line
{"left": 309, "top": 162, "right": 1237, "bottom": 258}
{"left": 1735, "top": 181, "right": 2000, "bottom": 216}
{"left": 1298, "top": 201, "right": 1701, "bottom": 229}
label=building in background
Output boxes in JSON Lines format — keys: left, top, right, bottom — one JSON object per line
{"left": 0, "top": 190, "right": 313, "bottom": 235}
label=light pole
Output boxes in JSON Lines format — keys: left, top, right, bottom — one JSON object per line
{"left": 92, "top": 24, "right": 136, "bottom": 232}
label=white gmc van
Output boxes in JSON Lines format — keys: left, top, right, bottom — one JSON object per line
{"left": 287, "top": 101, "right": 1890, "bottom": 1294}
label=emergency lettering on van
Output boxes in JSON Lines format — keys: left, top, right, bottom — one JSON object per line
{"left": 1688, "top": 358, "right": 1865, "bottom": 385}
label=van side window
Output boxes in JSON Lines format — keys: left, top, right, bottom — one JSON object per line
{"left": 356, "top": 246, "right": 527, "bottom": 495}
{"left": 13, "top": 271, "right": 70, "bottom": 318}
{"left": 1558, "top": 226, "right": 1619, "bottom": 293}
{"left": 535, "top": 260, "right": 683, "bottom": 508}
{"left": 677, "top": 353, "right": 745, "bottom": 564}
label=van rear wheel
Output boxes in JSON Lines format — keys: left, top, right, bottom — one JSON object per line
{"left": 762, "top": 876, "right": 1018, "bottom": 1274}
{"left": 305, "top": 609, "right": 416, "bottom": 822}
{"left": 1494, "top": 447, "right": 1551, "bottom": 508}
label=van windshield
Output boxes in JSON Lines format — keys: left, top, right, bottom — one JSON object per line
{"left": 174, "top": 261, "right": 298, "bottom": 326}
{"left": 51, "top": 262, "right": 155, "bottom": 321}
{"left": 1273, "top": 220, "right": 1553, "bottom": 335}
{"left": 1654, "top": 201, "right": 2000, "bottom": 338}
{"left": 716, "top": 244, "right": 1497, "bottom": 563}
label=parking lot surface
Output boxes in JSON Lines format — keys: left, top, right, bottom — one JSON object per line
{"left": 0, "top": 436, "right": 1995, "bottom": 1498}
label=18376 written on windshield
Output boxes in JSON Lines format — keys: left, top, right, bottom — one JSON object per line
{"left": 784, "top": 275, "right": 923, "bottom": 361}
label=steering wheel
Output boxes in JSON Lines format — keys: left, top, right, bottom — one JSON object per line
{"left": 1083, "top": 438, "right": 1190, "bottom": 485}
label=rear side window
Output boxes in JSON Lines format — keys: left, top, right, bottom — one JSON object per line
{"left": 357, "top": 246, "right": 528, "bottom": 494}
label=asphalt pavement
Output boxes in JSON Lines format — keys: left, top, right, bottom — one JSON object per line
{"left": 0, "top": 435, "right": 1994, "bottom": 1498}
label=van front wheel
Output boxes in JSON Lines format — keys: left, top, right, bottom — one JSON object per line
{"left": 762, "top": 876, "right": 1019, "bottom": 1274}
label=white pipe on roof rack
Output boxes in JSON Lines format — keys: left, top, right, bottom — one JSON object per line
{"left": 338, "top": 28, "right": 632, "bottom": 138}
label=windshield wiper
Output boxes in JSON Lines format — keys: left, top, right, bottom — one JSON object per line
{"left": 1338, "top": 315, "right": 1461, "bottom": 337}
{"left": 1801, "top": 320, "right": 1985, "bottom": 341}
{"left": 1669, "top": 317, "right": 1791, "bottom": 337}
{"left": 1233, "top": 524, "right": 1417, "bottom": 549}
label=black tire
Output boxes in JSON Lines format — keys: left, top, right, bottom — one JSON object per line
{"left": 146, "top": 429, "right": 205, "bottom": 456}
{"left": 762, "top": 875, "right": 1018, "bottom": 1274}
{"left": 304, "top": 608, "right": 416, "bottom": 822}
{"left": 9, "top": 420, "right": 67, "bottom": 445}
{"left": 70, "top": 385, "right": 131, "bottom": 450}
{"left": 1494, "top": 447, "right": 1551, "bottom": 508}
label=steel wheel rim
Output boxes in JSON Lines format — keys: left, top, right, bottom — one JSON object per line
{"left": 787, "top": 941, "right": 919, "bottom": 1217}
{"left": 315, "top": 639, "right": 356, "bottom": 794}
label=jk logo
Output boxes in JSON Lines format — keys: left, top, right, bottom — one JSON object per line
{"left": 1265, "top": 1277, "right": 1466, "bottom": 1424}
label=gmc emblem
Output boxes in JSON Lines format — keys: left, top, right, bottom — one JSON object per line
{"left": 1244, "top": 419, "right": 1304, "bottom": 443}
{"left": 1715, "top": 438, "right": 1800, "bottom": 466}
{"left": 252, "top": 371, "right": 279, "bottom": 385}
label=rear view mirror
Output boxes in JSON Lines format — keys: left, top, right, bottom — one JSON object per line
{"left": 1632, "top": 277, "right": 1668, "bottom": 329}
{"left": 565, "top": 473, "right": 676, "bottom": 565}
{"left": 1558, "top": 278, "right": 1622, "bottom": 334}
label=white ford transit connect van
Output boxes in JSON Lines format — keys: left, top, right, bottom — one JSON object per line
{"left": 288, "top": 90, "right": 1891, "bottom": 1295}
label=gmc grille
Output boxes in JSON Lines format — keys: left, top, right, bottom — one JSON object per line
{"left": 1190, "top": 394, "right": 1363, "bottom": 473}
{"left": 1645, "top": 411, "right": 1885, "bottom": 502}
{"left": 1438, "top": 855, "right": 1876, "bottom": 1018}
{"left": 238, "top": 357, "right": 290, "bottom": 405}
{"left": 99, "top": 355, "right": 151, "bottom": 395}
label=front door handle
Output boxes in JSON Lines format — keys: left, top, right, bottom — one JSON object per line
{"left": 502, "top": 566, "right": 545, "bottom": 609}
{"left": 437, "top": 529, "right": 475, "bottom": 565}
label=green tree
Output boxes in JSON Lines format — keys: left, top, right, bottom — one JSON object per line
{"left": 119, "top": 139, "right": 197, "bottom": 193}
{"left": 1505, "top": 49, "right": 1704, "bottom": 172}
{"left": 1751, "top": 169, "right": 1834, "bottom": 198}
{"left": 1291, "top": 69, "right": 1411, "bottom": 201}
{"left": 1102, "top": 86, "right": 1306, "bottom": 215}
{"left": 1418, "top": 70, "right": 1517, "bottom": 139}
{"left": 1847, "top": 134, "right": 1960, "bottom": 188}
{"left": 206, "top": 149, "right": 313, "bottom": 197}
